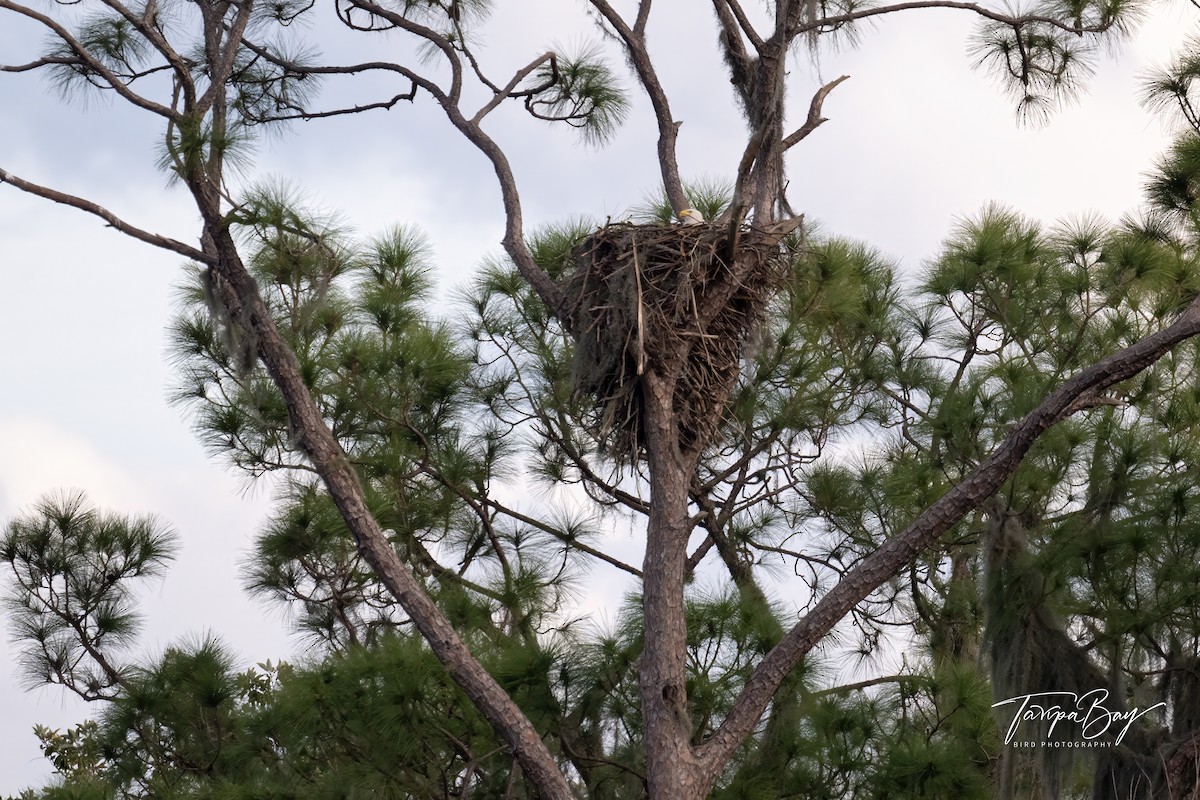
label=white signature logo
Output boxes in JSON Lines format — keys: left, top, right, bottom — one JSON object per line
{"left": 992, "top": 689, "right": 1164, "bottom": 746}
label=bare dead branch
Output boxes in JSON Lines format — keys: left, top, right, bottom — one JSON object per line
{"left": 471, "top": 52, "right": 556, "bottom": 125}
{"left": 633, "top": 0, "right": 652, "bottom": 36}
{"left": 0, "top": 168, "right": 210, "bottom": 263}
{"left": 238, "top": 36, "right": 450, "bottom": 106}
{"left": 0, "top": 56, "right": 78, "bottom": 72}
{"left": 245, "top": 90, "right": 416, "bottom": 123}
{"left": 782, "top": 74, "right": 850, "bottom": 150}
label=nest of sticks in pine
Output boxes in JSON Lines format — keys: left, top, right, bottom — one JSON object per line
{"left": 562, "top": 219, "right": 801, "bottom": 459}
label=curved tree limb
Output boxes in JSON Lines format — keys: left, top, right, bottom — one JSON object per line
{"left": 339, "top": 0, "right": 465, "bottom": 103}
{"left": 237, "top": 36, "right": 566, "bottom": 321}
{"left": 246, "top": 90, "right": 417, "bottom": 123}
{"left": 0, "top": 56, "right": 79, "bottom": 72}
{"left": 95, "top": 0, "right": 198, "bottom": 107}
{"left": 782, "top": 75, "right": 850, "bottom": 150}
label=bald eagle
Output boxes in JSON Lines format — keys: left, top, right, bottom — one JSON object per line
{"left": 678, "top": 208, "right": 704, "bottom": 225}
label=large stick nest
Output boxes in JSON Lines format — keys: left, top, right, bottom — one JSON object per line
{"left": 562, "top": 221, "right": 799, "bottom": 459}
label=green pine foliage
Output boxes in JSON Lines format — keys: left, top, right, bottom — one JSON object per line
{"left": 13, "top": 37, "right": 1200, "bottom": 797}
{"left": 8, "top": 1, "right": 1200, "bottom": 798}
{"left": 10, "top": 162, "right": 1200, "bottom": 796}
{"left": 1, "top": 492, "right": 177, "bottom": 702}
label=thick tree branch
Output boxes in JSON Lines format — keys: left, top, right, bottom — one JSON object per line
{"left": 720, "top": 126, "right": 765, "bottom": 233}
{"left": 695, "top": 296, "right": 1200, "bottom": 785}
{"left": 711, "top": 0, "right": 756, "bottom": 79}
{"left": 715, "top": 0, "right": 764, "bottom": 51}
{"left": 685, "top": 535, "right": 715, "bottom": 572}
{"left": 437, "top": 103, "right": 569, "bottom": 320}
{"left": 0, "top": 168, "right": 211, "bottom": 263}
{"left": 638, "top": 369, "right": 707, "bottom": 797}
{"left": 195, "top": 1, "right": 253, "bottom": 117}
{"left": 633, "top": 0, "right": 653, "bottom": 36}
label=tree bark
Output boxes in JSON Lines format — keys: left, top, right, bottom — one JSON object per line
{"left": 640, "top": 370, "right": 706, "bottom": 799}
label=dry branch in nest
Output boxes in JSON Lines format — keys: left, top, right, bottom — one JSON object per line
{"left": 562, "top": 219, "right": 801, "bottom": 459}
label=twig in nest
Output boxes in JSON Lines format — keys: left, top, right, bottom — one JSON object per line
{"left": 633, "top": 238, "right": 646, "bottom": 376}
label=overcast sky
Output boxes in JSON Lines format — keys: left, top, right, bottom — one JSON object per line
{"left": 0, "top": 1, "right": 1195, "bottom": 793}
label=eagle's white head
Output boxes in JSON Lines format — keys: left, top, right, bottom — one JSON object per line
{"left": 678, "top": 208, "right": 705, "bottom": 225}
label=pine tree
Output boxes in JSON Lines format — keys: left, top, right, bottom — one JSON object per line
{"left": 4, "top": 3, "right": 1200, "bottom": 798}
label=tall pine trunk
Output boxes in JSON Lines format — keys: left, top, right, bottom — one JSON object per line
{"left": 640, "top": 370, "right": 707, "bottom": 798}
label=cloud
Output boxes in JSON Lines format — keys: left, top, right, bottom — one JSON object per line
{"left": 0, "top": 417, "right": 149, "bottom": 521}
